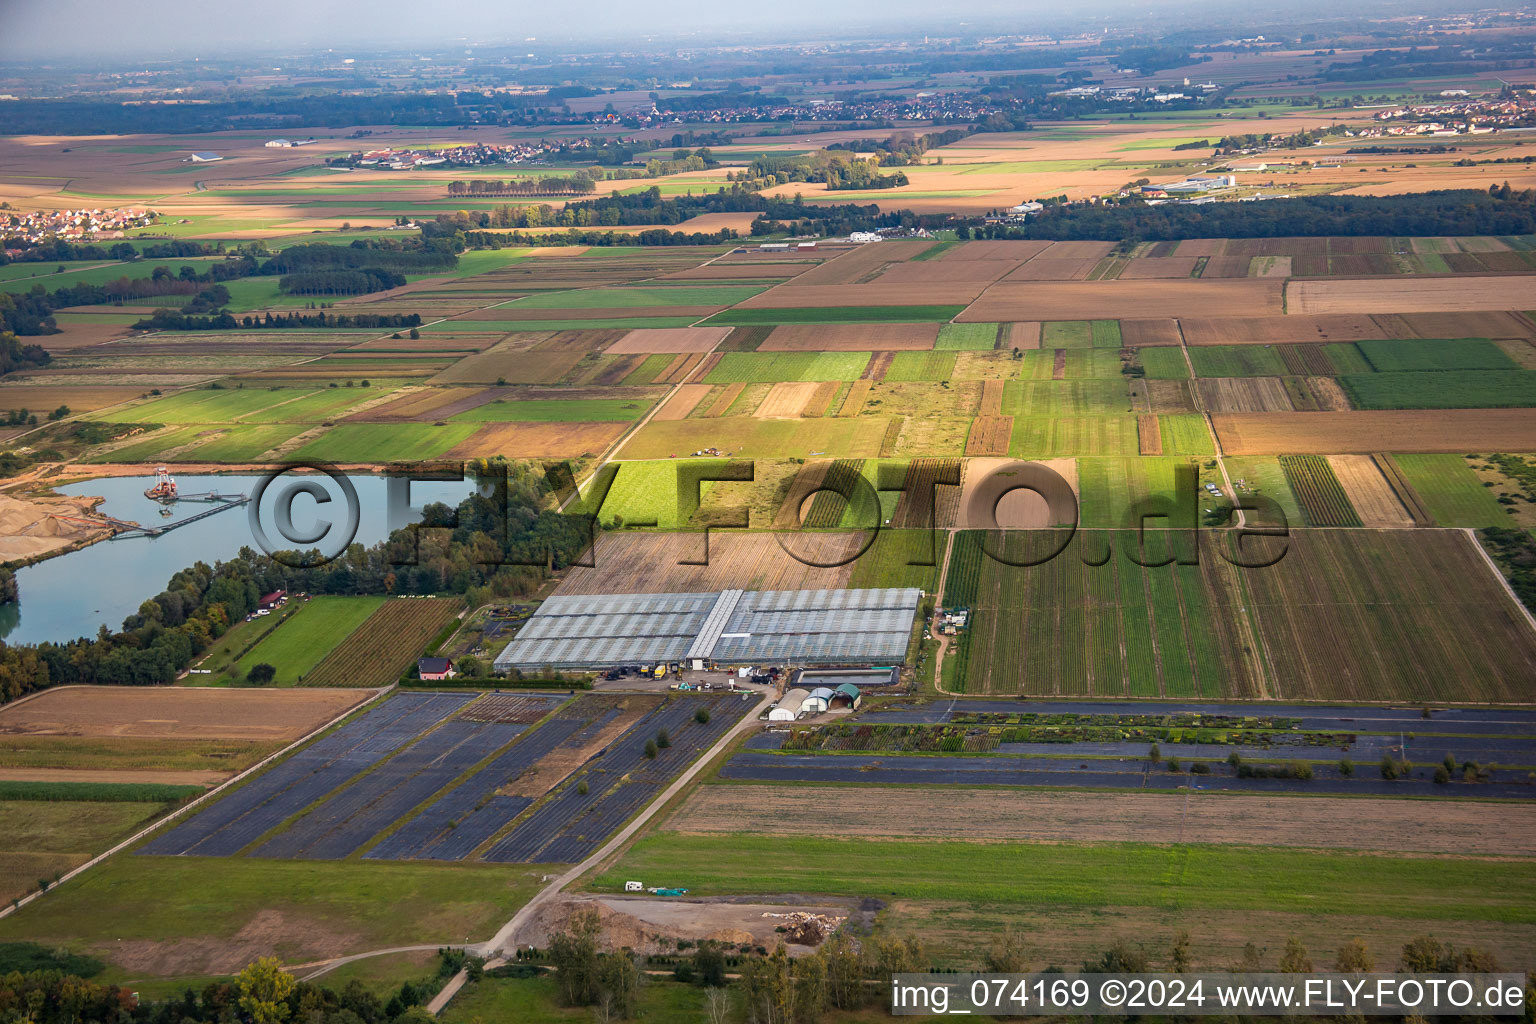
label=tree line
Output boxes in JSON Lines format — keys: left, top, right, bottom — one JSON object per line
{"left": 0, "top": 238, "right": 217, "bottom": 266}
{"left": 130, "top": 309, "right": 424, "bottom": 331}
{"left": 278, "top": 267, "right": 407, "bottom": 296}
{"left": 0, "top": 461, "right": 594, "bottom": 703}
{"left": 975, "top": 187, "right": 1536, "bottom": 241}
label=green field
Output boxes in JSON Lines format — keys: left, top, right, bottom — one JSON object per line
{"left": 452, "top": 397, "right": 653, "bottom": 422}
{"left": 426, "top": 317, "right": 699, "bottom": 332}
{"left": 941, "top": 528, "right": 1535, "bottom": 701}
{"left": 1392, "top": 454, "right": 1514, "bottom": 527}
{"left": 934, "top": 323, "right": 998, "bottom": 350}
{"left": 705, "top": 351, "right": 871, "bottom": 383}
{"left": 1042, "top": 321, "right": 1093, "bottom": 349}
{"left": 705, "top": 305, "right": 966, "bottom": 325}
{"left": 1338, "top": 370, "right": 1536, "bottom": 410}
{"left": 182, "top": 424, "right": 308, "bottom": 462}
{"left": 0, "top": 856, "right": 548, "bottom": 978}
{"left": 1076, "top": 457, "right": 1205, "bottom": 529}
{"left": 504, "top": 285, "right": 761, "bottom": 310}
{"left": 1009, "top": 416, "right": 1139, "bottom": 458}
{"left": 1355, "top": 338, "right": 1518, "bottom": 372}
{"left": 1188, "top": 345, "right": 1288, "bottom": 377}
{"left": 292, "top": 422, "right": 478, "bottom": 461}
{"left": 1138, "top": 346, "right": 1191, "bottom": 379}
{"left": 1158, "top": 414, "right": 1216, "bottom": 456}
{"left": 595, "top": 832, "right": 1533, "bottom": 922}
{"left": 227, "top": 596, "right": 386, "bottom": 685}
{"left": 883, "top": 351, "right": 958, "bottom": 382}
{"left": 0, "top": 257, "right": 227, "bottom": 295}
{"left": 1002, "top": 379, "right": 1131, "bottom": 417}
{"left": 0, "top": 801, "right": 168, "bottom": 904}
{"left": 847, "top": 529, "right": 942, "bottom": 591}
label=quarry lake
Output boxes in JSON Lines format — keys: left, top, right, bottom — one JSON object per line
{"left": 0, "top": 473, "right": 478, "bottom": 645}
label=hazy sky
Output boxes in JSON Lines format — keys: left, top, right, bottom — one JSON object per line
{"left": 4, "top": 0, "right": 1074, "bottom": 59}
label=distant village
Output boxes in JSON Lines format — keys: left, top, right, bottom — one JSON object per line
{"left": 1, "top": 207, "right": 156, "bottom": 247}
{"left": 328, "top": 139, "right": 583, "bottom": 170}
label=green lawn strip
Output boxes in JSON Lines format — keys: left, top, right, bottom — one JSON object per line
{"left": 1077, "top": 457, "right": 1203, "bottom": 529}
{"left": 0, "top": 857, "right": 549, "bottom": 964}
{"left": 1042, "top": 321, "right": 1093, "bottom": 349}
{"left": 1392, "top": 454, "right": 1515, "bottom": 527}
{"left": 705, "top": 351, "right": 872, "bottom": 384}
{"left": 1159, "top": 414, "right": 1216, "bottom": 456}
{"left": 1188, "top": 345, "right": 1288, "bottom": 377}
{"left": 935, "top": 323, "right": 999, "bottom": 350}
{"left": 621, "top": 353, "right": 678, "bottom": 385}
{"left": 1355, "top": 338, "right": 1519, "bottom": 372}
{"left": 290, "top": 423, "right": 478, "bottom": 461}
{"left": 1138, "top": 347, "right": 1191, "bottom": 379}
{"left": 883, "top": 351, "right": 958, "bottom": 382}
{"left": 452, "top": 398, "right": 652, "bottom": 423}
{"left": 425, "top": 317, "right": 699, "bottom": 332}
{"left": 592, "top": 834, "right": 1534, "bottom": 923}
{"left": 182, "top": 424, "right": 310, "bottom": 462}
{"left": 230, "top": 596, "right": 386, "bottom": 685}
{"left": 503, "top": 286, "right": 762, "bottom": 310}
{"left": 704, "top": 306, "right": 965, "bottom": 325}
{"left": 1338, "top": 370, "right": 1536, "bottom": 410}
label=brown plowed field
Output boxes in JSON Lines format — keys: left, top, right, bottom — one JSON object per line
{"left": 1004, "top": 322, "right": 1042, "bottom": 349}
{"left": 0, "top": 386, "right": 148, "bottom": 414}
{"left": 1000, "top": 257, "right": 1099, "bottom": 282}
{"left": 939, "top": 240, "right": 1052, "bottom": 262}
{"left": 737, "top": 282, "right": 987, "bottom": 308}
{"left": 802, "top": 381, "right": 840, "bottom": 417}
{"left": 445, "top": 420, "right": 626, "bottom": 458}
{"left": 1195, "top": 377, "right": 1294, "bottom": 413}
{"left": 1214, "top": 410, "right": 1536, "bottom": 454}
{"left": 837, "top": 380, "right": 872, "bottom": 416}
{"left": 668, "top": 786, "right": 1536, "bottom": 857}
{"left": 605, "top": 327, "right": 730, "bottom": 354}
{"left": 891, "top": 458, "right": 964, "bottom": 528}
{"left": 1398, "top": 311, "right": 1534, "bottom": 339}
{"left": 863, "top": 351, "right": 895, "bottom": 381}
{"left": 554, "top": 531, "right": 862, "bottom": 594}
{"left": 784, "top": 239, "right": 935, "bottom": 285}
{"left": 653, "top": 384, "right": 713, "bottom": 421}
{"left": 1120, "top": 319, "right": 1182, "bottom": 347}
{"left": 1199, "top": 256, "right": 1253, "bottom": 278}
{"left": 1140, "top": 379, "right": 1198, "bottom": 413}
{"left": 965, "top": 416, "right": 1013, "bottom": 456}
{"left": 1306, "top": 377, "right": 1352, "bottom": 411}
{"left": 1174, "top": 239, "right": 1226, "bottom": 257}
{"left": 660, "top": 263, "right": 806, "bottom": 280}
{"left": 756, "top": 381, "right": 823, "bottom": 418}
{"left": 0, "top": 687, "right": 366, "bottom": 742}
{"left": 1327, "top": 455, "right": 1415, "bottom": 528}
{"left": 1118, "top": 256, "right": 1200, "bottom": 279}
{"left": 688, "top": 352, "right": 723, "bottom": 381}
{"left": 1289, "top": 276, "right": 1536, "bottom": 314}
{"left": 979, "top": 379, "right": 1005, "bottom": 416}
{"left": 431, "top": 342, "right": 592, "bottom": 384}
{"left": 704, "top": 382, "right": 745, "bottom": 416}
{"left": 960, "top": 279, "right": 1282, "bottom": 321}
{"left": 1137, "top": 415, "right": 1163, "bottom": 454}
{"left": 1034, "top": 241, "right": 1117, "bottom": 260}
{"left": 1179, "top": 314, "right": 1386, "bottom": 345}
{"left": 880, "top": 260, "right": 1018, "bottom": 285}
{"left": 760, "top": 324, "right": 938, "bottom": 351}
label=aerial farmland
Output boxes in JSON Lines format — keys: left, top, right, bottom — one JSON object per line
{"left": 2, "top": 7, "right": 1536, "bottom": 1022}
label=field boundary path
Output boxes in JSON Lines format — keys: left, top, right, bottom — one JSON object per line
{"left": 415, "top": 687, "right": 774, "bottom": 1016}
{"left": 0, "top": 684, "right": 392, "bottom": 922}
{"left": 1175, "top": 320, "right": 1244, "bottom": 529}
{"left": 1464, "top": 527, "right": 1536, "bottom": 636}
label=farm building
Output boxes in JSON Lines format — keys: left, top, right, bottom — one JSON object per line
{"left": 258, "top": 590, "right": 286, "bottom": 610}
{"left": 417, "top": 657, "right": 455, "bottom": 681}
{"left": 185, "top": 152, "right": 223, "bottom": 162}
{"left": 493, "top": 587, "right": 922, "bottom": 673}
{"left": 769, "top": 688, "right": 811, "bottom": 721}
{"left": 805, "top": 687, "right": 835, "bottom": 714}
{"left": 832, "top": 683, "right": 862, "bottom": 709}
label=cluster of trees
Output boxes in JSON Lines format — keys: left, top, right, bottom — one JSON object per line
{"left": 277, "top": 267, "right": 407, "bottom": 296}
{"left": 131, "top": 309, "right": 423, "bottom": 331}
{"left": 1213, "top": 124, "right": 1349, "bottom": 154}
{"left": 463, "top": 226, "right": 739, "bottom": 247}
{"left": 826, "top": 127, "right": 970, "bottom": 166}
{"left": 0, "top": 93, "right": 487, "bottom": 135}
{"left": 1481, "top": 526, "right": 1536, "bottom": 614}
{"left": 0, "top": 259, "right": 259, "bottom": 336}
{"left": 261, "top": 241, "right": 457, "bottom": 275}
{"left": 0, "top": 461, "right": 594, "bottom": 703}
{"left": 0, "top": 238, "right": 217, "bottom": 265}
{"left": 968, "top": 188, "right": 1536, "bottom": 241}
{"left": 0, "top": 330, "right": 51, "bottom": 378}
{"left": 447, "top": 173, "right": 599, "bottom": 197}
{"left": 731, "top": 151, "right": 908, "bottom": 191}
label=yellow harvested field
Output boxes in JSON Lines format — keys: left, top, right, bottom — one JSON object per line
{"left": 1288, "top": 275, "right": 1536, "bottom": 314}
{"left": 960, "top": 279, "right": 1283, "bottom": 321}
{"left": 554, "top": 531, "right": 862, "bottom": 594}
{"left": 1118, "top": 256, "right": 1199, "bottom": 279}
{"left": 0, "top": 686, "right": 368, "bottom": 742}
{"left": 445, "top": 421, "right": 626, "bottom": 458}
{"left": 755, "top": 381, "right": 823, "bottom": 418}
{"left": 668, "top": 786, "right": 1536, "bottom": 857}
{"left": 1328, "top": 455, "right": 1415, "bottom": 527}
{"left": 1214, "top": 410, "right": 1536, "bottom": 454}
{"left": 653, "top": 384, "right": 713, "bottom": 421}
{"left": 605, "top": 327, "right": 730, "bottom": 354}
{"left": 760, "top": 324, "right": 937, "bottom": 351}
{"left": 1001, "top": 257, "right": 1099, "bottom": 281}
{"left": 940, "top": 240, "right": 1051, "bottom": 261}
{"left": 837, "top": 379, "right": 872, "bottom": 416}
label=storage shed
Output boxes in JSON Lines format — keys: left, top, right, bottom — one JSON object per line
{"left": 769, "top": 688, "right": 810, "bottom": 721}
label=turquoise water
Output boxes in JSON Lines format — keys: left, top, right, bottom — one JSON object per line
{"left": 0, "top": 473, "right": 476, "bottom": 645}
